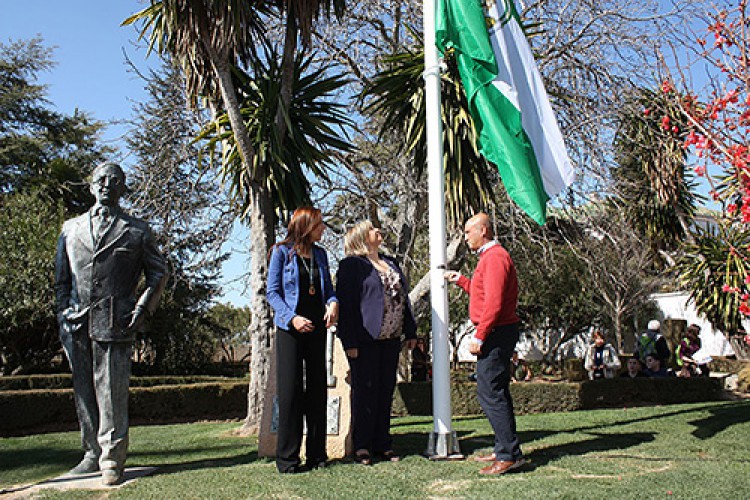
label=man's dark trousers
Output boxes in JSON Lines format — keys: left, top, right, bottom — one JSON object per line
{"left": 476, "top": 322, "right": 522, "bottom": 462}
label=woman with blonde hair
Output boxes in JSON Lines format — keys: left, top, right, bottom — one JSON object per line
{"left": 337, "top": 220, "right": 417, "bottom": 465}
{"left": 267, "top": 207, "right": 338, "bottom": 473}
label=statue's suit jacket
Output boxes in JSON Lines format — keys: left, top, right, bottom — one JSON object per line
{"left": 55, "top": 208, "right": 167, "bottom": 342}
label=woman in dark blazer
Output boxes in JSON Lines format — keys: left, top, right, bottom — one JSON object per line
{"left": 267, "top": 206, "right": 338, "bottom": 473}
{"left": 336, "top": 220, "right": 417, "bottom": 465}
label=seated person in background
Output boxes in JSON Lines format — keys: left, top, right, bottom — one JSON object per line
{"left": 635, "top": 320, "right": 671, "bottom": 366}
{"left": 620, "top": 357, "right": 647, "bottom": 378}
{"left": 676, "top": 324, "right": 708, "bottom": 377}
{"left": 510, "top": 351, "right": 532, "bottom": 382}
{"left": 584, "top": 331, "right": 621, "bottom": 380}
{"left": 644, "top": 354, "right": 672, "bottom": 377}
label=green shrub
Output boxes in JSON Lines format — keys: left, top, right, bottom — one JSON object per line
{"left": 0, "top": 381, "right": 248, "bottom": 437}
{"left": 0, "top": 374, "right": 247, "bottom": 391}
{"left": 579, "top": 377, "right": 724, "bottom": 408}
{"left": 393, "top": 377, "right": 723, "bottom": 417}
{"left": 393, "top": 381, "right": 583, "bottom": 416}
{"left": 2, "top": 376, "right": 726, "bottom": 437}
{"left": 0, "top": 374, "right": 74, "bottom": 391}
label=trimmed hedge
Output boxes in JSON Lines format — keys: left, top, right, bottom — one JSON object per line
{"left": 0, "top": 374, "right": 245, "bottom": 391}
{"left": 393, "top": 377, "right": 724, "bottom": 416}
{"left": 0, "top": 381, "right": 247, "bottom": 437}
{"left": 1, "top": 376, "right": 725, "bottom": 437}
{"left": 578, "top": 376, "right": 724, "bottom": 407}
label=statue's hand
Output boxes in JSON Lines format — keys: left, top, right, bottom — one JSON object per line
{"left": 60, "top": 306, "right": 86, "bottom": 324}
{"left": 58, "top": 306, "right": 86, "bottom": 335}
{"left": 127, "top": 306, "right": 146, "bottom": 332}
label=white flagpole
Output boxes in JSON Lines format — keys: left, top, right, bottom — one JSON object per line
{"left": 423, "top": 0, "right": 462, "bottom": 459}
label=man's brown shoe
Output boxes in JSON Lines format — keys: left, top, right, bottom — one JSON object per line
{"left": 479, "top": 458, "right": 527, "bottom": 475}
{"left": 473, "top": 453, "right": 496, "bottom": 462}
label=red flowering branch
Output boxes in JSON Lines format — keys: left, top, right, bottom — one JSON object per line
{"left": 665, "top": 0, "right": 750, "bottom": 320}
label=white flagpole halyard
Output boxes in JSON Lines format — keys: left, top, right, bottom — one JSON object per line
{"left": 423, "top": 0, "right": 462, "bottom": 460}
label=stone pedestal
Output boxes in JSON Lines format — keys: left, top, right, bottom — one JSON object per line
{"left": 258, "top": 331, "right": 352, "bottom": 460}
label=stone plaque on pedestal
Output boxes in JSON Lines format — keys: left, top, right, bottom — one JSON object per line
{"left": 258, "top": 330, "right": 352, "bottom": 459}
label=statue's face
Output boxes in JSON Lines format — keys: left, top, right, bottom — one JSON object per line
{"left": 90, "top": 165, "right": 125, "bottom": 206}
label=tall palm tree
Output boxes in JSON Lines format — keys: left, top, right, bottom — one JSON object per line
{"left": 198, "top": 43, "right": 352, "bottom": 216}
{"left": 124, "top": 0, "right": 347, "bottom": 431}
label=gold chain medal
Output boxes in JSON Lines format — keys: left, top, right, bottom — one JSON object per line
{"left": 308, "top": 254, "right": 316, "bottom": 295}
{"left": 302, "top": 253, "right": 316, "bottom": 296}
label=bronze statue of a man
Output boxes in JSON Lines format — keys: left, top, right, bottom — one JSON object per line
{"left": 54, "top": 162, "right": 167, "bottom": 486}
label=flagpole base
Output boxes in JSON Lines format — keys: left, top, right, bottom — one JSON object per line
{"left": 425, "top": 431, "right": 464, "bottom": 460}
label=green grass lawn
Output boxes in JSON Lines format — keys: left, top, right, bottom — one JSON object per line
{"left": 2, "top": 400, "right": 749, "bottom": 499}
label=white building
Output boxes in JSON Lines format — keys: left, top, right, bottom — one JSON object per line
{"left": 450, "top": 290, "right": 736, "bottom": 363}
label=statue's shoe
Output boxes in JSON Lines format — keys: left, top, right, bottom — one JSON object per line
{"left": 102, "top": 468, "right": 123, "bottom": 486}
{"left": 68, "top": 457, "right": 99, "bottom": 475}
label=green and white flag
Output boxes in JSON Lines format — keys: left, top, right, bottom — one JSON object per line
{"left": 436, "top": 0, "right": 574, "bottom": 225}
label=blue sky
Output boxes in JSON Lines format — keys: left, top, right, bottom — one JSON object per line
{"left": 1, "top": 1, "right": 153, "bottom": 144}
{"left": 1, "top": 0, "right": 251, "bottom": 307}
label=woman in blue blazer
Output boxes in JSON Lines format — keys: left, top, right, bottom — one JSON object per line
{"left": 336, "top": 220, "right": 417, "bottom": 464}
{"left": 267, "top": 207, "right": 338, "bottom": 473}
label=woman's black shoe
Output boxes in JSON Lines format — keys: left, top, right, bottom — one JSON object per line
{"left": 354, "top": 450, "right": 372, "bottom": 466}
{"left": 307, "top": 459, "right": 328, "bottom": 470}
{"left": 279, "top": 464, "right": 309, "bottom": 474}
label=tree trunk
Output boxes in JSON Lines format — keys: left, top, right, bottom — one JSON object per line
{"left": 242, "top": 182, "right": 275, "bottom": 433}
{"left": 239, "top": 3, "right": 299, "bottom": 434}
{"left": 209, "top": 52, "right": 257, "bottom": 168}
{"left": 206, "top": 47, "right": 271, "bottom": 434}
{"left": 275, "top": 3, "right": 298, "bottom": 145}
{"left": 613, "top": 305, "right": 624, "bottom": 355}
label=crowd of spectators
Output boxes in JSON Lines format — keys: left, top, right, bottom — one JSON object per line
{"left": 583, "top": 320, "right": 711, "bottom": 380}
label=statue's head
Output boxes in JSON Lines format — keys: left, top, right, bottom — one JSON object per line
{"left": 90, "top": 162, "right": 126, "bottom": 207}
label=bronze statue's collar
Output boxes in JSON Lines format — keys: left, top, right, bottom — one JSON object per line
{"left": 90, "top": 204, "right": 121, "bottom": 218}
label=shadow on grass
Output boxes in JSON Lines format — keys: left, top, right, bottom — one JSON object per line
{"left": 0, "top": 446, "right": 79, "bottom": 474}
{"left": 129, "top": 443, "right": 251, "bottom": 459}
{"left": 139, "top": 450, "right": 259, "bottom": 479}
{"left": 461, "top": 431, "right": 656, "bottom": 468}
{"left": 549, "top": 400, "right": 750, "bottom": 436}
{"left": 391, "top": 428, "right": 558, "bottom": 459}
{"left": 524, "top": 431, "right": 656, "bottom": 468}
{"left": 391, "top": 426, "right": 656, "bottom": 469}
{"left": 687, "top": 400, "right": 750, "bottom": 439}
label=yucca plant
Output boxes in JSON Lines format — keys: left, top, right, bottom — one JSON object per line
{"left": 362, "top": 40, "right": 497, "bottom": 227}
{"left": 198, "top": 42, "right": 352, "bottom": 216}
{"left": 677, "top": 220, "right": 750, "bottom": 334}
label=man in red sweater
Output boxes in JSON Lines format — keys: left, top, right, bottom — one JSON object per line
{"left": 445, "top": 213, "right": 526, "bottom": 475}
